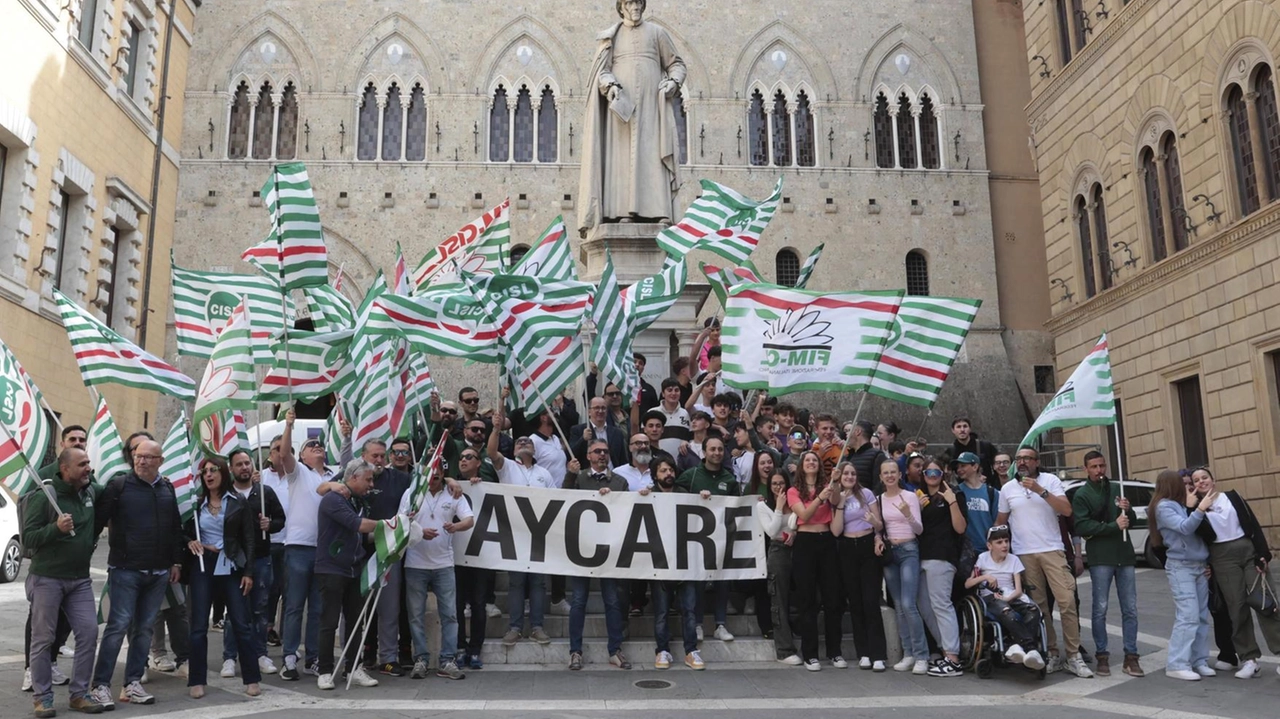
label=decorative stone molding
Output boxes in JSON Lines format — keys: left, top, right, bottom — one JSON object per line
{"left": 0, "top": 99, "right": 39, "bottom": 284}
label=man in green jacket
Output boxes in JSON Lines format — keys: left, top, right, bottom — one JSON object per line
{"left": 23, "top": 448, "right": 106, "bottom": 716}
{"left": 36, "top": 425, "right": 86, "bottom": 480}
{"left": 675, "top": 435, "right": 738, "bottom": 643}
{"left": 1070, "top": 450, "right": 1141, "bottom": 678}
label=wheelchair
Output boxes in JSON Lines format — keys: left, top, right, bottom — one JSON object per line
{"left": 956, "top": 592, "right": 1048, "bottom": 680}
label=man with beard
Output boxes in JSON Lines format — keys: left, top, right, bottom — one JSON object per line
{"left": 221, "top": 450, "right": 286, "bottom": 678}
{"left": 613, "top": 432, "right": 660, "bottom": 617}
{"left": 676, "top": 435, "right": 738, "bottom": 643}
{"left": 638, "top": 457, "right": 704, "bottom": 670}
{"left": 949, "top": 417, "right": 998, "bottom": 481}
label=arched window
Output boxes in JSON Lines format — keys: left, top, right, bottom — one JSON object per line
{"left": 513, "top": 85, "right": 534, "bottom": 163}
{"left": 775, "top": 249, "right": 800, "bottom": 287}
{"left": 1070, "top": 0, "right": 1087, "bottom": 52}
{"left": 1076, "top": 194, "right": 1097, "bottom": 298}
{"left": 356, "top": 83, "right": 379, "bottom": 161}
{"left": 873, "top": 92, "right": 893, "bottom": 169}
{"left": 509, "top": 244, "right": 530, "bottom": 267}
{"left": 276, "top": 82, "right": 298, "bottom": 160}
{"left": 537, "top": 86, "right": 558, "bottom": 163}
{"left": 1141, "top": 147, "right": 1167, "bottom": 262}
{"left": 1055, "top": 1, "right": 1073, "bottom": 65}
{"left": 771, "top": 90, "right": 791, "bottom": 167}
{"left": 227, "top": 81, "right": 250, "bottom": 159}
{"left": 896, "top": 93, "right": 917, "bottom": 169}
{"left": 673, "top": 92, "right": 689, "bottom": 164}
{"left": 1093, "top": 184, "right": 1112, "bottom": 291}
{"left": 405, "top": 84, "right": 427, "bottom": 162}
{"left": 381, "top": 83, "right": 403, "bottom": 161}
{"left": 1255, "top": 66, "right": 1280, "bottom": 199}
{"left": 1162, "top": 133, "right": 1188, "bottom": 253}
{"left": 252, "top": 82, "right": 274, "bottom": 159}
{"left": 795, "top": 91, "right": 815, "bottom": 167}
{"left": 1226, "top": 84, "right": 1260, "bottom": 216}
{"left": 748, "top": 89, "right": 768, "bottom": 166}
{"left": 489, "top": 85, "right": 510, "bottom": 162}
{"left": 919, "top": 93, "right": 940, "bottom": 169}
{"left": 905, "top": 251, "right": 929, "bottom": 296}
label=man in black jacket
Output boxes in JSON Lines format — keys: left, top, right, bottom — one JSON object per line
{"left": 570, "top": 397, "right": 629, "bottom": 468}
{"left": 224, "top": 449, "right": 287, "bottom": 676}
{"left": 90, "top": 439, "right": 183, "bottom": 708}
{"left": 842, "top": 420, "right": 888, "bottom": 495}
{"left": 949, "top": 417, "right": 998, "bottom": 480}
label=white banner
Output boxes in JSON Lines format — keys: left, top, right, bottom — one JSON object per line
{"left": 453, "top": 483, "right": 767, "bottom": 581}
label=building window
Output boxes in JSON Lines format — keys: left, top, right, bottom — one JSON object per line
{"left": 1173, "top": 375, "right": 1208, "bottom": 468}
{"left": 905, "top": 250, "right": 929, "bottom": 296}
{"left": 795, "top": 91, "right": 815, "bottom": 167}
{"left": 673, "top": 92, "right": 688, "bottom": 164}
{"left": 276, "top": 82, "right": 298, "bottom": 160}
{"left": 1105, "top": 397, "right": 1129, "bottom": 474}
{"left": 103, "top": 225, "right": 124, "bottom": 328}
{"left": 1055, "top": 0, "right": 1073, "bottom": 65}
{"left": 748, "top": 89, "right": 768, "bottom": 166}
{"left": 1256, "top": 66, "right": 1280, "bottom": 201}
{"left": 1070, "top": 0, "right": 1087, "bottom": 52}
{"left": 356, "top": 83, "right": 379, "bottom": 161}
{"left": 227, "top": 81, "right": 250, "bottom": 159}
{"left": 1227, "top": 84, "right": 1261, "bottom": 216}
{"left": 77, "top": 0, "right": 98, "bottom": 49}
{"left": 775, "top": 249, "right": 800, "bottom": 287}
{"left": 1076, "top": 194, "right": 1096, "bottom": 298}
{"left": 771, "top": 90, "right": 791, "bottom": 167}
{"left": 537, "top": 86, "right": 558, "bottom": 163}
{"left": 1034, "top": 365, "right": 1056, "bottom": 394}
{"left": 0, "top": 145, "right": 7, "bottom": 222}
{"left": 1093, "top": 184, "right": 1112, "bottom": 291}
{"left": 873, "top": 92, "right": 893, "bottom": 169}
{"left": 1141, "top": 148, "right": 1167, "bottom": 263}
{"left": 1162, "top": 133, "right": 1188, "bottom": 253}
{"left": 919, "top": 94, "right": 940, "bottom": 169}
{"left": 381, "top": 83, "right": 403, "bottom": 161}
{"left": 405, "top": 84, "right": 427, "bottom": 162}
{"left": 252, "top": 82, "right": 274, "bottom": 160}
{"left": 513, "top": 86, "right": 534, "bottom": 163}
{"left": 124, "top": 20, "right": 143, "bottom": 96}
{"left": 489, "top": 85, "right": 510, "bottom": 162}
{"left": 896, "top": 94, "right": 917, "bottom": 169}
{"left": 509, "top": 244, "right": 530, "bottom": 267}
{"left": 53, "top": 190, "right": 71, "bottom": 291}
{"left": 1268, "top": 349, "right": 1280, "bottom": 456}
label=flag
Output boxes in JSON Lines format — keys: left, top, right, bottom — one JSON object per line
{"left": 54, "top": 290, "right": 196, "bottom": 401}
{"left": 172, "top": 260, "right": 292, "bottom": 364}
{"left": 367, "top": 292, "right": 502, "bottom": 363}
{"left": 393, "top": 243, "right": 411, "bottom": 297}
{"left": 306, "top": 284, "right": 355, "bottom": 333}
{"left": 657, "top": 178, "right": 783, "bottom": 263}
{"left": 720, "top": 284, "right": 904, "bottom": 395}
{"left": 793, "top": 243, "right": 825, "bottom": 289}
{"left": 324, "top": 402, "right": 349, "bottom": 466}
{"left": 589, "top": 252, "right": 635, "bottom": 405}
{"left": 624, "top": 258, "right": 688, "bottom": 333}
{"left": 865, "top": 297, "right": 983, "bottom": 408}
{"left": 402, "top": 435, "right": 448, "bottom": 518}
{"left": 1018, "top": 334, "right": 1116, "bottom": 453}
{"left": 511, "top": 217, "right": 575, "bottom": 280}
{"left": 86, "top": 394, "right": 129, "bottom": 483}
{"left": 411, "top": 199, "right": 510, "bottom": 291}
{"left": 508, "top": 335, "right": 585, "bottom": 413}
{"left": 259, "top": 329, "right": 356, "bottom": 403}
{"left": 700, "top": 261, "right": 761, "bottom": 307}
{"left": 358, "top": 514, "right": 415, "bottom": 595}
{"left": 243, "top": 163, "right": 328, "bottom": 291}
{"left": 193, "top": 299, "right": 258, "bottom": 456}
{"left": 463, "top": 274, "right": 594, "bottom": 358}
{"left": 159, "top": 411, "right": 199, "bottom": 523}
{"left": 0, "top": 344, "right": 52, "bottom": 493}
{"left": 401, "top": 353, "right": 437, "bottom": 421}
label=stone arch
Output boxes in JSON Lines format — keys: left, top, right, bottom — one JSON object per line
{"left": 1120, "top": 75, "right": 1189, "bottom": 167}
{"left": 321, "top": 226, "right": 376, "bottom": 300}
{"left": 339, "top": 14, "right": 452, "bottom": 95}
{"left": 200, "top": 12, "right": 319, "bottom": 91}
{"left": 1197, "top": 1, "right": 1280, "bottom": 117}
{"left": 1058, "top": 132, "right": 1112, "bottom": 216}
{"left": 225, "top": 31, "right": 305, "bottom": 94}
{"left": 471, "top": 15, "right": 579, "bottom": 96}
{"left": 729, "top": 20, "right": 837, "bottom": 101}
{"left": 855, "top": 23, "right": 964, "bottom": 106}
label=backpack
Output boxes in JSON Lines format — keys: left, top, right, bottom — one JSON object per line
{"left": 17, "top": 483, "right": 59, "bottom": 559}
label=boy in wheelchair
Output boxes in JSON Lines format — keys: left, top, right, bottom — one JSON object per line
{"left": 965, "top": 525, "right": 1047, "bottom": 670}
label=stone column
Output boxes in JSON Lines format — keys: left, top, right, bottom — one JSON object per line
{"left": 1085, "top": 199, "right": 1106, "bottom": 290}
{"left": 375, "top": 97, "right": 386, "bottom": 161}
{"left": 1153, "top": 154, "right": 1175, "bottom": 260}
{"left": 269, "top": 92, "right": 282, "bottom": 161}
{"left": 1245, "top": 91, "right": 1273, "bottom": 203}
{"left": 890, "top": 105, "right": 901, "bottom": 169}
{"left": 911, "top": 103, "right": 923, "bottom": 170}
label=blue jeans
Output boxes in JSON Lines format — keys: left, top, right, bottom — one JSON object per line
{"left": 651, "top": 580, "right": 697, "bottom": 656}
{"left": 189, "top": 560, "right": 261, "bottom": 687}
{"left": 570, "top": 576, "right": 623, "bottom": 655}
{"left": 883, "top": 540, "right": 927, "bottom": 661}
{"left": 695, "top": 581, "right": 729, "bottom": 626}
{"left": 92, "top": 569, "right": 168, "bottom": 688}
{"left": 1165, "top": 559, "right": 1210, "bottom": 672}
{"left": 1089, "top": 563, "right": 1138, "bottom": 657}
{"left": 507, "top": 572, "right": 546, "bottom": 631}
{"left": 282, "top": 545, "right": 320, "bottom": 664}
{"left": 405, "top": 567, "right": 459, "bottom": 664}
{"left": 224, "top": 556, "right": 272, "bottom": 662}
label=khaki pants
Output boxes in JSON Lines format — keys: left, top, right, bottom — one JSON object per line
{"left": 1209, "top": 538, "right": 1280, "bottom": 661}
{"left": 1020, "top": 550, "right": 1080, "bottom": 657}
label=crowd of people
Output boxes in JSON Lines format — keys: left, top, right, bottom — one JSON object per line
{"left": 17, "top": 338, "right": 1280, "bottom": 716}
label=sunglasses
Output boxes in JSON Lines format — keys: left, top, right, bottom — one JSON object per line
{"left": 461, "top": 398, "right": 479, "bottom": 404}
{"left": 460, "top": 453, "right": 479, "bottom": 460}
{"left": 440, "top": 408, "right": 457, "bottom": 414}
{"left": 467, "top": 426, "right": 486, "bottom": 432}
{"left": 590, "top": 448, "right": 609, "bottom": 454}
{"left": 302, "top": 441, "right": 323, "bottom": 450}
{"left": 986, "top": 524, "right": 1011, "bottom": 538}
{"left": 605, "top": 391, "right": 622, "bottom": 397}
{"left": 924, "top": 469, "right": 943, "bottom": 478}
{"left": 391, "top": 449, "right": 411, "bottom": 457}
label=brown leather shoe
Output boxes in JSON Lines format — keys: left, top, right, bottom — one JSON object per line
{"left": 1095, "top": 653, "right": 1111, "bottom": 677}
{"left": 1123, "top": 654, "right": 1144, "bottom": 677}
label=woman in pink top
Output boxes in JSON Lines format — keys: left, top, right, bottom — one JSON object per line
{"left": 786, "top": 450, "right": 845, "bottom": 671}
{"left": 830, "top": 461, "right": 889, "bottom": 671}
{"left": 874, "top": 457, "right": 928, "bottom": 674}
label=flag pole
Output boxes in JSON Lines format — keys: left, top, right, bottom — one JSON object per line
{"left": 270, "top": 167, "right": 296, "bottom": 429}
{"left": 333, "top": 581, "right": 380, "bottom": 686}
{"left": 345, "top": 583, "right": 383, "bottom": 690}
{"left": 0, "top": 422, "right": 73, "bottom": 537}
{"left": 1113, "top": 420, "right": 1128, "bottom": 542}
{"left": 914, "top": 409, "right": 933, "bottom": 444}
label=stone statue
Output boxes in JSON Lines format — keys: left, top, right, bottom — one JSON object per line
{"left": 578, "top": 0, "right": 687, "bottom": 237}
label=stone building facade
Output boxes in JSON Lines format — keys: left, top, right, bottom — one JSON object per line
{"left": 1, "top": 0, "right": 196, "bottom": 449}
{"left": 171, "top": 0, "right": 1052, "bottom": 444}
{"left": 1023, "top": 0, "right": 1280, "bottom": 542}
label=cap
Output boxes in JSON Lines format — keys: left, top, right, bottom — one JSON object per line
{"left": 956, "top": 451, "right": 980, "bottom": 465}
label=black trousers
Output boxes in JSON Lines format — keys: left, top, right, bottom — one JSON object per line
{"left": 456, "top": 565, "right": 491, "bottom": 657}
{"left": 837, "top": 534, "right": 888, "bottom": 661}
{"left": 317, "top": 574, "right": 364, "bottom": 676}
{"left": 791, "top": 532, "right": 844, "bottom": 661}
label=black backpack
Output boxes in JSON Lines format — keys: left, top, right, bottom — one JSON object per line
{"left": 17, "top": 482, "right": 58, "bottom": 559}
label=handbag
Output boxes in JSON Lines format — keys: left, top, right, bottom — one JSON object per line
{"left": 1245, "top": 573, "right": 1279, "bottom": 617}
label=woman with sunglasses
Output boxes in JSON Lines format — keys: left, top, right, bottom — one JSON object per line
{"left": 915, "top": 458, "right": 968, "bottom": 677}
{"left": 830, "top": 461, "right": 888, "bottom": 671}
{"left": 786, "top": 451, "right": 845, "bottom": 670}
{"left": 1148, "top": 468, "right": 1219, "bottom": 680}
{"left": 875, "top": 457, "right": 928, "bottom": 674}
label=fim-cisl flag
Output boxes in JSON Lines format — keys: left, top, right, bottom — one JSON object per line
{"left": 865, "top": 297, "right": 982, "bottom": 408}
{"left": 1018, "top": 333, "right": 1116, "bottom": 451}
{"left": 192, "top": 299, "right": 258, "bottom": 456}
{"left": 721, "top": 284, "right": 904, "bottom": 396}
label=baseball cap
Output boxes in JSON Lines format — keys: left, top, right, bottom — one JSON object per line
{"left": 957, "top": 451, "right": 980, "bottom": 465}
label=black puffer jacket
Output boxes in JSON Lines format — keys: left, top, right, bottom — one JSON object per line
{"left": 183, "top": 490, "right": 257, "bottom": 571}
{"left": 95, "top": 472, "right": 184, "bottom": 571}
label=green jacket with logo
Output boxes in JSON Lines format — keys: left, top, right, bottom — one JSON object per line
{"left": 22, "top": 475, "right": 101, "bottom": 579}
{"left": 675, "top": 464, "right": 740, "bottom": 497}
{"left": 1070, "top": 477, "right": 1136, "bottom": 566}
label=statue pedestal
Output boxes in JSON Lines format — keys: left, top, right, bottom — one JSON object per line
{"left": 581, "top": 223, "right": 711, "bottom": 378}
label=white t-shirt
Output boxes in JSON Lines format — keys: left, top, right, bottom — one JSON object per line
{"left": 531, "top": 433, "right": 567, "bottom": 489}
{"left": 656, "top": 404, "right": 692, "bottom": 457}
{"left": 399, "top": 487, "right": 473, "bottom": 571}
{"left": 613, "top": 464, "right": 652, "bottom": 492}
{"left": 261, "top": 462, "right": 326, "bottom": 547}
{"left": 496, "top": 459, "right": 555, "bottom": 489}
{"left": 974, "top": 551, "right": 1036, "bottom": 606}
{"left": 732, "top": 450, "right": 755, "bottom": 490}
{"left": 997, "top": 472, "right": 1066, "bottom": 555}
{"left": 1205, "top": 492, "right": 1245, "bottom": 543}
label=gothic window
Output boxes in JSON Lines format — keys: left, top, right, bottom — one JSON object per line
{"left": 1093, "top": 184, "right": 1112, "bottom": 291}
{"left": 748, "top": 89, "right": 768, "bottom": 166}
{"left": 673, "top": 92, "right": 688, "bottom": 164}
{"left": 795, "top": 91, "right": 815, "bottom": 167}
{"left": 873, "top": 92, "right": 894, "bottom": 169}
{"left": 252, "top": 82, "right": 274, "bottom": 160}
{"left": 896, "top": 94, "right": 917, "bottom": 169}
{"left": 227, "top": 81, "right": 250, "bottom": 159}
{"left": 1255, "top": 66, "right": 1280, "bottom": 201}
{"left": 1055, "top": 1, "right": 1073, "bottom": 65}
{"left": 776, "top": 249, "right": 800, "bottom": 287}
{"left": 489, "top": 85, "right": 510, "bottom": 162}
{"left": 905, "top": 251, "right": 929, "bottom": 296}
{"left": 1075, "top": 194, "right": 1096, "bottom": 298}
{"left": 1227, "top": 84, "right": 1260, "bottom": 216}
{"left": 1141, "top": 147, "right": 1167, "bottom": 263}
{"left": 356, "top": 83, "right": 379, "bottom": 161}
{"left": 537, "top": 86, "right": 558, "bottom": 163}
{"left": 771, "top": 90, "right": 791, "bottom": 167}
{"left": 1163, "top": 133, "right": 1188, "bottom": 253}
{"left": 919, "top": 94, "right": 940, "bottom": 169}
{"left": 276, "top": 82, "right": 298, "bottom": 160}
{"left": 381, "top": 83, "right": 403, "bottom": 161}
{"left": 405, "top": 84, "right": 427, "bottom": 162}
{"left": 513, "top": 86, "right": 534, "bottom": 163}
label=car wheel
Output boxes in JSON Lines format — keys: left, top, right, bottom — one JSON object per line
{"left": 1143, "top": 536, "right": 1163, "bottom": 569}
{"left": 1, "top": 538, "right": 22, "bottom": 583}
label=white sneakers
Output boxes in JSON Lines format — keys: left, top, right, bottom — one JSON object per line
{"left": 911, "top": 659, "right": 929, "bottom": 675}
{"left": 1194, "top": 665, "right": 1217, "bottom": 677}
{"left": 21, "top": 668, "right": 31, "bottom": 692}
{"left": 119, "top": 681, "right": 154, "bottom": 705}
{"left": 1004, "top": 644, "right": 1026, "bottom": 664}
{"left": 777, "top": 654, "right": 802, "bottom": 666}
{"left": 258, "top": 656, "right": 278, "bottom": 675}
{"left": 485, "top": 603, "right": 503, "bottom": 618}
{"left": 1166, "top": 669, "right": 1201, "bottom": 681}
{"left": 1235, "top": 659, "right": 1261, "bottom": 679}
{"left": 804, "top": 658, "right": 822, "bottom": 672}
{"left": 655, "top": 650, "right": 673, "bottom": 670}
{"left": 148, "top": 654, "right": 176, "bottom": 672}
{"left": 1023, "top": 650, "right": 1046, "bottom": 671}
{"left": 872, "top": 660, "right": 887, "bottom": 672}
{"left": 893, "top": 656, "right": 915, "bottom": 672}
{"left": 713, "top": 625, "right": 735, "bottom": 642}
{"left": 1065, "top": 653, "right": 1094, "bottom": 678}
{"left": 220, "top": 659, "right": 237, "bottom": 678}
{"left": 317, "top": 673, "right": 336, "bottom": 690}
{"left": 349, "top": 666, "right": 379, "bottom": 687}
{"left": 831, "top": 656, "right": 848, "bottom": 669}
{"left": 858, "top": 656, "right": 872, "bottom": 669}
{"left": 548, "top": 599, "right": 571, "bottom": 616}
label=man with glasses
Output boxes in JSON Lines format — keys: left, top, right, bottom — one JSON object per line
{"left": 571, "top": 397, "right": 629, "bottom": 468}
{"left": 454, "top": 387, "right": 484, "bottom": 438}
{"left": 992, "top": 453, "right": 1013, "bottom": 486}
{"left": 460, "top": 418, "right": 499, "bottom": 482}
{"left": 995, "top": 447, "right": 1093, "bottom": 678}
{"left": 603, "top": 382, "right": 631, "bottom": 435}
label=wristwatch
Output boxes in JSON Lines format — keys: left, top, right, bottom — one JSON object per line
{"left": 1038, "top": 489, "right": 1049, "bottom": 498}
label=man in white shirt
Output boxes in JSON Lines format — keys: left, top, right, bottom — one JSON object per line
{"left": 614, "top": 435, "right": 655, "bottom": 492}
{"left": 399, "top": 464, "right": 474, "bottom": 680}
{"left": 529, "top": 409, "right": 569, "bottom": 489}
{"left": 995, "top": 446, "right": 1092, "bottom": 679}
{"left": 651, "top": 379, "right": 692, "bottom": 457}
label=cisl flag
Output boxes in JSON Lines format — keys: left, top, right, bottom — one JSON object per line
{"left": 1019, "top": 333, "right": 1116, "bottom": 451}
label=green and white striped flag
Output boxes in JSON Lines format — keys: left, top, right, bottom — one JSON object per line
{"left": 1019, "top": 333, "right": 1116, "bottom": 452}
{"left": 657, "top": 178, "right": 783, "bottom": 263}
{"left": 259, "top": 329, "right": 356, "bottom": 403}
{"left": 86, "top": 394, "right": 129, "bottom": 483}
{"left": 700, "top": 261, "right": 761, "bottom": 308}
{"left": 793, "top": 243, "right": 825, "bottom": 289}
{"left": 589, "top": 251, "right": 636, "bottom": 404}
{"left": 721, "top": 284, "right": 904, "bottom": 395}
{"left": 413, "top": 199, "right": 511, "bottom": 292}
{"left": 507, "top": 335, "right": 584, "bottom": 412}
{"left": 241, "top": 163, "right": 328, "bottom": 290}
{"left": 359, "top": 514, "right": 415, "bottom": 595}
{"left": 0, "top": 344, "right": 51, "bottom": 493}
{"left": 192, "top": 299, "right": 258, "bottom": 457}
{"left": 511, "top": 217, "right": 575, "bottom": 280}
{"left": 624, "top": 258, "right": 688, "bottom": 333}
{"left": 306, "top": 284, "right": 355, "bottom": 333}
{"left": 54, "top": 290, "right": 195, "bottom": 401}
{"left": 464, "top": 274, "right": 595, "bottom": 358}
{"left": 368, "top": 291, "right": 502, "bottom": 363}
{"left": 159, "top": 411, "right": 198, "bottom": 524}
{"left": 172, "top": 260, "right": 292, "bottom": 364}
{"left": 865, "top": 297, "right": 982, "bottom": 408}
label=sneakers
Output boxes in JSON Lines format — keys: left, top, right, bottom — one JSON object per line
{"left": 1024, "top": 650, "right": 1046, "bottom": 670}
{"left": 258, "top": 656, "right": 277, "bottom": 675}
{"left": 147, "top": 655, "right": 176, "bottom": 673}
{"left": 50, "top": 664, "right": 69, "bottom": 686}
{"left": 713, "top": 624, "right": 735, "bottom": 642}
{"left": 831, "top": 656, "right": 848, "bottom": 669}
{"left": 118, "top": 681, "right": 154, "bottom": 705}
{"left": 1235, "top": 659, "right": 1261, "bottom": 679}
{"left": 437, "top": 660, "right": 465, "bottom": 680}
{"left": 1046, "top": 653, "right": 1064, "bottom": 674}
{"left": 1166, "top": 669, "right": 1201, "bottom": 681}
{"left": 695, "top": 626, "right": 704, "bottom": 642}
{"left": 22, "top": 668, "right": 32, "bottom": 692}
{"left": 411, "top": 659, "right": 429, "bottom": 679}
{"left": 629, "top": 606, "right": 643, "bottom": 617}
{"left": 280, "top": 655, "right": 299, "bottom": 681}
{"left": 502, "top": 629, "right": 522, "bottom": 646}
{"left": 569, "top": 652, "right": 584, "bottom": 671}
{"left": 927, "top": 659, "right": 963, "bottom": 677}
{"left": 69, "top": 695, "right": 105, "bottom": 714}
{"left": 317, "top": 673, "right": 335, "bottom": 690}
{"left": 1213, "top": 659, "right": 1237, "bottom": 671}
{"left": 1095, "top": 652, "right": 1111, "bottom": 677}
{"left": 893, "top": 656, "right": 915, "bottom": 672}
{"left": 485, "top": 603, "right": 502, "bottom": 618}
{"left": 87, "top": 686, "right": 114, "bottom": 712}
{"left": 1004, "top": 644, "right": 1027, "bottom": 665}
{"left": 912, "top": 660, "right": 929, "bottom": 675}
{"left": 378, "top": 662, "right": 404, "bottom": 677}
{"left": 33, "top": 695, "right": 55, "bottom": 719}
{"left": 777, "top": 654, "right": 802, "bottom": 666}
{"left": 220, "top": 659, "right": 236, "bottom": 678}
{"left": 266, "top": 628, "right": 281, "bottom": 647}
{"left": 1066, "top": 653, "right": 1094, "bottom": 678}
{"left": 1122, "top": 654, "right": 1144, "bottom": 677}
{"left": 469, "top": 656, "right": 483, "bottom": 670}
{"left": 305, "top": 660, "right": 320, "bottom": 676}
{"left": 349, "top": 666, "right": 379, "bottom": 687}
{"left": 176, "top": 662, "right": 188, "bottom": 679}
{"left": 1193, "top": 664, "right": 1217, "bottom": 677}
{"left": 549, "top": 599, "right": 571, "bottom": 616}
{"left": 59, "top": 645, "right": 75, "bottom": 658}
{"left": 210, "top": 619, "right": 223, "bottom": 632}
{"left": 858, "top": 656, "right": 871, "bottom": 670}
{"left": 804, "top": 658, "right": 822, "bottom": 672}
{"left": 655, "top": 651, "right": 672, "bottom": 670}
{"left": 872, "top": 660, "right": 887, "bottom": 672}
{"left": 530, "top": 627, "right": 552, "bottom": 645}
{"left": 609, "top": 651, "right": 632, "bottom": 670}
{"left": 685, "top": 651, "right": 705, "bottom": 670}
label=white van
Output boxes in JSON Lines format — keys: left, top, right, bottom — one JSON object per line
{"left": 243, "top": 418, "right": 331, "bottom": 458}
